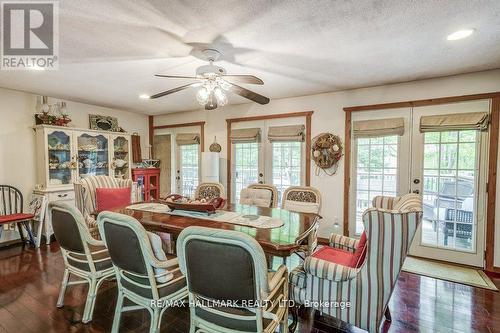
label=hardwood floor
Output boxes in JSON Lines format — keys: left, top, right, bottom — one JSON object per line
{"left": 0, "top": 243, "right": 499, "bottom": 333}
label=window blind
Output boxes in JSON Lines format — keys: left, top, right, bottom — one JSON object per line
{"left": 267, "top": 125, "right": 305, "bottom": 142}
{"left": 353, "top": 117, "right": 404, "bottom": 138}
{"left": 419, "top": 112, "right": 489, "bottom": 132}
{"left": 176, "top": 133, "right": 200, "bottom": 145}
{"left": 230, "top": 128, "right": 261, "bottom": 143}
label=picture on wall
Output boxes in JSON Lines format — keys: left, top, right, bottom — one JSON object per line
{"left": 89, "top": 114, "right": 119, "bottom": 131}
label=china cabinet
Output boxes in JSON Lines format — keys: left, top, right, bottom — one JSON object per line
{"left": 35, "top": 125, "right": 132, "bottom": 190}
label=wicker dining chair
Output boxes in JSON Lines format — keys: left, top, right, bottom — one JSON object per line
{"left": 177, "top": 226, "right": 289, "bottom": 333}
{"left": 49, "top": 201, "right": 115, "bottom": 324}
{"left": 240, "top": 184, "right": 279, "bottom": 208}
{"left": 281, "top": 186, "right": 322, "bottom": 257}
{"left": 195, "top": 182, "right": 225, "bottom": 200}
{"left": 97, "top": 211, "right": 188, "bottom": 333}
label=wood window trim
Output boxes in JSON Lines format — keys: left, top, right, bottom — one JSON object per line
{"left": 150, "top": 120, "right": 206, "bottom": 153}
{"left": 226, "top": 111, "right": 313, "bottom": 203}
{"left": 342, "top": 92, "right": 500, "bottom": 272}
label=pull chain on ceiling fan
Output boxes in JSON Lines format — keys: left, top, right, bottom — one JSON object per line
{"left": 149, "top": 49, "right": 269, "bottom": 110}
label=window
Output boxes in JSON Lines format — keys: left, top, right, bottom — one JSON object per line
{"left": 420, "top": 130, "right": 478, "bottom": 251}
{"left": 272, "top": 141, "right": 302, "bottom": 203}
{"left": 179, "top": 144, "right": 199, "bottom": 197}
{"left": 355, "top": 135, "right": 398, "bottom": 233}
{"left": 234, "top": 142, "right": 259, "bottom": 202}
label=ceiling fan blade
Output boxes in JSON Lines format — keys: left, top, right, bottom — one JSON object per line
{"left": 226, "top": 83, "right": 270, "bottom": 105}
{"left": 205, "top": 92, "right": 218, "bottom": 110}
{"left": 222, "top": 75, "right": 264, "bottom": 85}
{"left": 150, "top": 83, "right": 194, "bottom": 99}
{"left": 155, "top": 74, "right": 200, "bottom": 79}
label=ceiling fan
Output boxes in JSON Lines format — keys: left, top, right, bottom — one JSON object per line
{"left": 149, "top": 49, "right": 270, "bottom": 110}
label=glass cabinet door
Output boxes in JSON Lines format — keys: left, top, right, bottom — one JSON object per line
{"left": 76, "top": 133, "right": 109, "bottom": 179}
{"left": 112, "top": 136, "right": 130, "bottom": 179}
{"left": 47, "top": 130, "right": 74, "bottom": 186}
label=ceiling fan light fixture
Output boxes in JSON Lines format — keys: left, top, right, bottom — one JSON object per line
{"left": 213, "top": 87, "right": 227, "bottom": 106}
{"left": 196, "top": 86, "right": 210, "bottom": 105}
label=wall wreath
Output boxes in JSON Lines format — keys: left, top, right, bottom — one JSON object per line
{"left": 311, "top": 133, "right": 343, "bottom": 176}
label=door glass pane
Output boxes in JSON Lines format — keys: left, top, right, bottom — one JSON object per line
{"left": 421, "top": 131, "right": 477, "bottom": 252}
{"left": 77, "top": 134, "right": 109, "bottom": 179}
{"left": 234, "top": 142, "right": 259, "bottom": 202}
{"left": 113, "top": 136, "right": 129, "bottom": 179}
{"left": 272, "top": 142, "right": 302, "bottom": 203}
{"left": 47, "top": 131, "right": 72, "bottom": 185}
{"left": 180, "top": 144, "right": 199, "bottom": 198}
{"left": 355, "top": 136, "right": 398, "bottom": 234}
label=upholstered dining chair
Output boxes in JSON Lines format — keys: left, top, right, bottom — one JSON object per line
{"left": 281, "top": 186, "right": 322, "bottom": 257}
{"left": 0, "top": 185, "right": 36, "bottom": 246}
{"left": 49, "top": 201, "right": 115, "bottom": 324}
{"left": 289, "top": 193, "right": 422, "bottom": 333}
{"left": 97, "top": 211, "right": 188, "bottom": 333}
{"left": 240, "top": 183, "right": 279, "bottom": 208}
{"left": 74, "top": 175, "right": 133, "bottom": 238}
{"left": 177, "top": 226, "right": 289, "bottom": 333}
{"left": 194, "top": 182, "right": 225, "bottom": 200}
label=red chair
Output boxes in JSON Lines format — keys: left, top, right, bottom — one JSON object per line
{"left": 0, "top": 185, "right": 35, "bottom": 246}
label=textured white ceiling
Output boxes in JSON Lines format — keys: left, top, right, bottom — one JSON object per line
{"left": 1, "top": 0, "right": 499, "bottom": 114}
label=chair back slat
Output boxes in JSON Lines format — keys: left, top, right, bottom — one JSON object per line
{"left": 0, "top": 185, "right": 23, "bottom": 215}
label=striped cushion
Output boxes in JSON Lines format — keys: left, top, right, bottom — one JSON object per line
{"left": 393, "top": 193, "right": 422, "bottom": 212}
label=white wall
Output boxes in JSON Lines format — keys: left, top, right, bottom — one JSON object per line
{"left": 0, "top": 87, "right": 150, "bottom": 210}
{"left": 154, "top": 69, "right": 500, "bottom": 266}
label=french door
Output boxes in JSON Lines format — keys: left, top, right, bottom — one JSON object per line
{"left": 176, "top": 144, "right": 199, "bottom": 198}
{"left": 231, "top": 120, "right": 305, "bottom": 203}
{"left": 408, "top": 101, "right": 489, "bottom": 267}
{"left": 350, "top": 100, "right": 490, "bottom": 267}
{"left": 233, "top": 141, "right": 262, "bottom": 202}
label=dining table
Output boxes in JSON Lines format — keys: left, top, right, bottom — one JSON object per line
{"left": 113, "top": 203, "right": 321, "bottom": 260}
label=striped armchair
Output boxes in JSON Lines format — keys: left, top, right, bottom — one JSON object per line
{"left": 290, "top": 194, "right": 422, "bottom": 332}
{"left": 74, "top": 176, "right": 133, "bottom": 238}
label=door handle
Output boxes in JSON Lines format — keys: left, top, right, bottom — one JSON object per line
{"left": 413, "top": 179, "right": 420, "bottom": 184}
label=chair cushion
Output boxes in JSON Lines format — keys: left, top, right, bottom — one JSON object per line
{"left": 121, "top": 269, "right": 186, "bottom": 299}
{"left": 195, "top": 306, "right": 270, "bottom": 331}
{"left": 312, "top": 246, "right": 355, "bottom": 267}
{"left": 350, "top": 231, "right": 367, "bottom": 268}
{"left": 283, "top": 200, "right": 320, "bottom": 214}
{"left": 67, "top": 250, "right": 113, "bottom": 271}
{"left": 239, "top": 188, "right": 272, "bottom": 208}
{"left": 146, "top": 232, "right": 173, "bottom": 283}
{"left": 95, "top": 187, "right": 131, "bottom": 212}
{"left": 0, "top": 213, "right": 35, "bottom": 224}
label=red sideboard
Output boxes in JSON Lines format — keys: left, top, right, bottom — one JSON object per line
{"left": 132, "top": 168, "right": 160, "bottom": 202}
